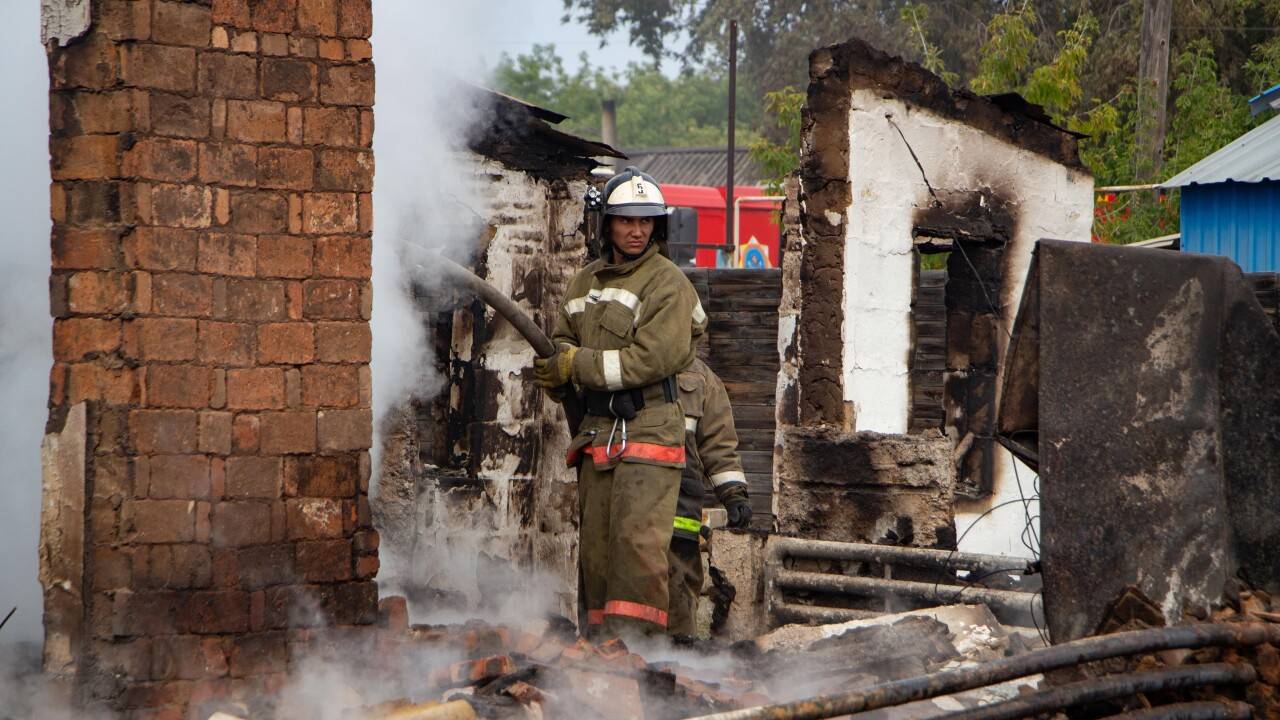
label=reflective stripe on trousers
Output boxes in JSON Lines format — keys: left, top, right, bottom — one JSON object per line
{"left": 584, "top": 601, "right": 668, "bottom": 627}
{"left": 566, "top": 441, "right": 685, "bottom": 467}
{"left": 604, "top": 599, "right": 667, "bottom": 627}
{"left": 673, "top": 516, "right": 701, "bottom": 534}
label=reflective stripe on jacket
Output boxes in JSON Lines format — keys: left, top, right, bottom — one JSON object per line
{"left": 672, "top": 358, "right": 747, "bottom": 540}
{"left": 554, "top": 244, "right": 707, "bottom": 469}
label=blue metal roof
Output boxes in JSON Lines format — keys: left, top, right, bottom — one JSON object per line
{"left": 1249, "top": 83, "right": 1280, "bottom": 116}
{"left": 1180, "top": 183, "right": 1280, "bottom": 272}
{"left": 1162, "top": 113, "right": 1280, "bottom": 187}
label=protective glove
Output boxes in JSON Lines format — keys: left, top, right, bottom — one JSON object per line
{"left": 726, "top": 496, "right": 752, "bottom": 529}
{"left": 723, "top": 489, "right": 752, "bottom": 529}
{"left": 534, "top": 344, "right": 579, "bottom": 389}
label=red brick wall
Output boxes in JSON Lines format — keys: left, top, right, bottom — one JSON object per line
{"left": 45, "top": 1, "right": 376, "bottom": 715}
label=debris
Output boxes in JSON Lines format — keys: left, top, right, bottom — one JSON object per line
{"left": 429, "top": 655, "right": 517, "bottom": 690}
{"left": 755, "top": 604, "right": 1018, "bottom": 662}
{"left": 378, "top": 700, "right": 477, "bottom": 720}
{"left": 688, "top": 622, "right": 1280, "bottom": 720}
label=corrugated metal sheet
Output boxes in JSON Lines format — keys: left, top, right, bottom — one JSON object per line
{"left": 1181, "top": 182, "right": 1280, "bottom": 272}
{"left": 1162, "top": 114, "right": 1280, "bottom": 187}
{"left": 622, "top": 147, "right": 764, "bottom": 186}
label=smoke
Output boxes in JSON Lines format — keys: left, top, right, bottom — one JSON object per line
{"left": 368, "top": 0, "right": 582, "bottom": 629}
{"left": 0, "top": 0, "right": 53, "bottom": 647}
{"left": 368, "top": 4, "right": 493, "bottom": 444}
{"left": 0, "top": 642, "right": 113, "bottom": 720}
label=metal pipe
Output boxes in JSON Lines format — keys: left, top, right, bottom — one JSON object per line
{"left": 772, "top": 603, "right": 883, "bottom": 625}
{"left": 772, "top": 570, "right": 1039, "bottom": 626}
{"left": 1100, "top": 701, "right": 1255, "bottom": 720}
{"left": 686, "top": 623, "right": 1280, "bottom": 720}
{"left": 932, "top": 664, "right": 1255, "bottom": 720}
{"left": 1095, "top": 183, "right": 1164, "bottom": 193}
{"left": 769, "top": 537, "right": 1034, "bottom": 576}
{"left": 600, "top": 99, "right": 618, "bottom": 170}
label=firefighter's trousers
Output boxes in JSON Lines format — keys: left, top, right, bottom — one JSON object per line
{"left": 666, "top": 536, "right": 702, "bottom": 636}
{"left": 579, "top": 458, "right": 681, "bottom": 640}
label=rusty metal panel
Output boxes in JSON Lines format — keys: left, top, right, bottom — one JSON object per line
{"left": 1000, "top": 239, "right": 1280, "bottom": 642}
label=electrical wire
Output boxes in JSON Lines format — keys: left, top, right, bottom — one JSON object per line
{"left": 931, "top": 496, "right": 1040, "bottom": 599}
{"left": 949, "top": 238, "right": 1043, "bottom": 562}
{"left": 1012, "top": 461, "right": 1041, "bottom": 559}
{"left": 1032, "top": 588, "right": 1050, "bottom": 645}
{"left": 947, "top": 566, "right": 1031, "bottom": 602}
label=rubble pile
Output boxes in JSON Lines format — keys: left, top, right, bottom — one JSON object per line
{"left": 198, "top": 590, "right": 1280, "bottom": 720}
{"left": 1054, "top": 588, "right": 1280, "bottom": 719}
{"left": 202, "top": 600, "right": 1033, "bottom": 720}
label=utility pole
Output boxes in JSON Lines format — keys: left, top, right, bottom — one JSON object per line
{"left": 1135, "top": 0, "right": 1173, "bottom": 180}
{"left": 725, "top": 19, "right": 737, "bottom": 256}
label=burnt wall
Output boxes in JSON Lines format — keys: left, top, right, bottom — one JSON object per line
{"left": 781, "top": 36, "right": 1092, "bottom": 550}
{"left": 795, "top": 47, "right": 852, "bottom": 427}
{"left": 773, "top": 427, "right": 955, "bottom": 547}
{"left": 374, "top": 158, "right": 588, "bottom": 623}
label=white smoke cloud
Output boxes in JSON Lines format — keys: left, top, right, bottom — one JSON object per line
{"left": 0, "top": 0, "right": 53, "bottom": 648}
{"left": 368, "top": 4, "right": 495, "bottom": 439}
{"left": 368, "top": 0, "right": 580, "bottom": 619}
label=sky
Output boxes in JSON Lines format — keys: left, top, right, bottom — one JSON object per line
{"left": 480, "top": 0, "right": 660, "bottom": 75}
{"left": 0, "top": 0, "right": 54, "bottom": 646}
{"left": 0, "top": 0, "right": 652, "bottom": 647}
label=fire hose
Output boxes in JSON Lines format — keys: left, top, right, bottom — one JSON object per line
{"left": 687, "top": 623, "right": 1280, "bottom": 720}
{"left": 434, "top": 254, "right": 584, "bottom": 433}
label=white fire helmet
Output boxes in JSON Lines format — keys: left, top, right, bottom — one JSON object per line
{"left": 597, "top": 166, "right": 669, "bottom": 256}
{"left": 602, "top": 166, "right": 667, "bottom": 218}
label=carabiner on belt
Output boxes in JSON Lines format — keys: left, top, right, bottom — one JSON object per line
{"left": 605, "top": 416, "right": 628, "bottom": 461}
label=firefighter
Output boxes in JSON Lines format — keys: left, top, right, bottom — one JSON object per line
{"left": 534, "top": 166, "right": 708, "bottom": 641}
{"left": 668, "top": 357, "right": 752, "bottom": 637}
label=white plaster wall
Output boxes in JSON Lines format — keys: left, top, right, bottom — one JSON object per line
{"left": 473, "top": 159, "right": 587, "bottom": 619}
{"left": 841, "top": 91, "right": 1094, "bottom": 557}
{"left": 41, "top": 0, "right": 91, "bottom": 45}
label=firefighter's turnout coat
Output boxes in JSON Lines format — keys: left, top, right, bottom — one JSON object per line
{"left": 551, "top": 242, "right": 706, "bottom": 636}
{"left": 667, "top": 357, "right": 748, "bottom": 636}
{"left": 553, "top": 242, "right": 707, "bottom": 468}
{"left": 672, "top": 357, "right": 749, "bottom": 541}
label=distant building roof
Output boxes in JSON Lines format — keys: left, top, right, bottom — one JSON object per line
{"left": 1162, "top": 113, "right": 1280, "bottom": 188}
{"left": 621, "top": 147, "right": 766, "bottom": 187}
{"left": 1249, "top": 83, "right": 1280, "bottom": 116}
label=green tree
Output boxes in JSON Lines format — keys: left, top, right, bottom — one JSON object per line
{"left": 747, "top": 86, "right": 805, "bottom": 193}
{"left": 490, "top": 44, "right": 760, "bottom": 148}
{"left": 561, "top": 0, "right": 990, "bottom": 96}
{"left": 970, "top": 3, "right": 1037, "bottom": 95}
{"left": 901, "top": 3, "right": 958, "bottom": 85}
{"left": 1090, "top": 39, "right": 1261, "bottom": 244}
{"left": 560, "top": 0, "right": 1280, "bottom": 245}
{"left": 1164, "top": 39, "right": 1252, "bottom": 176}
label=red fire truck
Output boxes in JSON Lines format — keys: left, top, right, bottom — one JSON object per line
{"left": 662, "top": 184, "right": 783, "bottom": 269}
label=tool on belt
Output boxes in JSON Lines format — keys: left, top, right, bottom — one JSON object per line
{"left": 583, "top": 378, "right": 676, "bottom": 459}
